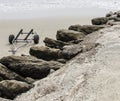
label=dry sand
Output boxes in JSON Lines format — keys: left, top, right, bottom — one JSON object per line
{"left": 0, "top": 16, "right": 92, "bottom": 58}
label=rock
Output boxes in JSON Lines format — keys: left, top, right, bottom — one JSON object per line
{"left": 0, "top": 56, "right": 64, "bottom": 79}
{"left": 30, "top": 46, "right": 61, "bottom": 61}
{"left": 60, "top": 42, "right": 99, "bottom": 60}
{"left": 117, "top": 14, "right": 120, "bottom": 17}
{"left": 25, "top": 77, "right": 35, "bottom": 84}
{"left": 50, "top": 69, "right": 55, "bottom": 74}
{"left": 0, "top": 64, "right": 26, "bottom": 82}
{"left": 21, "top": 54, "right": 29, "bottom": 56}
{"left": 43, "top": 37, "right": 69, "bottom": 49}
{"left": 0, "top": 56, "right": 50, "bottom": 79}
{"left": 82, "top": 43, "right": 100, "bottom": 52}
{"left": 68, "top": 24, "right": 82, "bottom": 32}
{"left": 113, "top": 17, "right": 120, "bottom": 21}
{"left": 91, "top": 17, "right": 108, "bottom": 25}
{"left": 56, "top": 59, "right": 67, "bottom": 64}
{"left": 48, "top": 61, "right": 64, "bottom": 70}
{"left": 0, "top": 80, "right": 33, "bottom": 99}
{"left": 81, "top": 25, "right": 106, "bottom": 34}
{"left": 106, "top": 11, "right": 114, "bottom": 17}
{"left": 117, "top": 12, "right": 120, "bottom": 17}
{"left": 114, "top": 11, "right": 120, "bottom": 15}
{"left": 107, "top": 15, "right": 117, "bottom": 21}
{"left": 0, "top": 77, "right": 3, "bottom": 81}
{"left": 109, "top": 17, "right": 120, "bottom": 22}
{"left": 56, "top": 29, "right": 85, "bottom": 42}
{"left": 68, "top": 39, "right": 83, "bottom": 44}
{"left": 69, "top": 25, "right": 106, "bottom": 34}
{"left": 107, "top": 14, "right": 120, "bottom": 21}
{"left": 8, "top": 62, "right": 50, "bottom": 79}
{"left": 106, "top": 20, "right": 115, "bottom": 25}
{"left": 107, "top": 20, "right": 120, "bottom": 26}
{"left": 112, "top": 11, "right": 120, "bottom": 17}
{"left": 0, "top": 55, "right": 39, "bottom": 67}
{"left": 61, "top": 44, "right": 83, "bottom": 59}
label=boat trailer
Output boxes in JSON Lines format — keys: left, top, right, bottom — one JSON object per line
{"left": 8, "top": 29, "right": 39, "bottom": 54}
{"left": 9, "top": 29, "right": 39, "bottom": 44}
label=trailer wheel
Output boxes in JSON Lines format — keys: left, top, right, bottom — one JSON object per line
{"left": 33, "top": 34, "right": 39, "bottom": 44}
{"left": 9, "top": 34, "right": 15, "bottom": 44}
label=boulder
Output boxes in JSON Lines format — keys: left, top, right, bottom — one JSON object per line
{"left": 0, "top": 55, "right": 39, "bottom": 67}
{"left": 25, "top": 77, "right": 35, "bottom": 84}
{"left": 106, "top": 20, "right": 115, "bottom": 25}
{"left": 43, "top": 37, "right": 69, "bottom": 49}
{"left": 69, "top": 25, "right": 106, "bottom": 34}
{"left": 48, "top": 61, "right": 64, "bottom": 70}
{"left": 56, "top": 29, "right": 85, "bottom": 42}
{"left": 82, "top": 42, "right": 100, "bottom": 52}
{"left": 68, "top": 24, "right": 82, "bottom": 32}
{"left": 68, "top": 39, "right": 83, "bottom": 44}
{"left": 107, "top": 16, "right": 117, "bottom": 22}
{"left": 117, "top": 13, "right": 120, "bottom": 17}
{"left": 114, "top": 11, "right": 120, "bottom": 15}
{"left": 108, "top": 16, "right": 120, "bottom": 21}
{"left": 8, "top": 62, "right": 50, "bottom": 79}
{"left": 30, "top": 46, "right": 61, "bottom": 61}
{"left": 0, "top": 56, "right": 64, "bottom": 79}
{"left": 56, "top": 59, "right": 67, "bottom": 64}
{"left": 113, "top": 17, "right": 120, "bottom": 21}
{"left": 81, "top": 25, "right": 106, "bottom": 34}
{"left": 61, "top": 44, "right": 82, "bottom": 59}
{"left": 0, "top": 56, "right": 50, "bottom": 79}
{"left": 91, "top": 17, "right": 108, "bottom": 25}
{"left": 107, "top": 20, "right": 120, "bottom": 26}
{"left": 114, "top": 11, "right": 120, "bottom": 17}
{"left": 61, "top": 42, "right": 99, "bottom": 60}
{"left": 0, "top": 80, "right": 33, "bottom": 99}
{"left": 0, "top": 64, "right": 26, "bottom": 82}
{"left": 111, "top": 22, "right": 120, "bottom": 25}
{"left": 0, "top": 77, "right": 3, "bottom": 81}
{"left": 106, "top": 11, "right": 114, "bottom": 17}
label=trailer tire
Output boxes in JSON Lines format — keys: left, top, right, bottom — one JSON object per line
{"left": 9, "top": 34, "right": 15, "bottom": 44}
{"left": 33, "top": 34, "right": 39, "bottom": 44}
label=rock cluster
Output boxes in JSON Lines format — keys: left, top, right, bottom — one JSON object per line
{"left": 1, "top": 10, "right": 120, "bottom": 100}
{"left": 92, "top": 11, "right": 120, "bottom": 26}
{"left": 0, "top": 55, "right": 64, "bottom": 99}
{"left": 0, "top": 80, "right": 33, "bottom": 99}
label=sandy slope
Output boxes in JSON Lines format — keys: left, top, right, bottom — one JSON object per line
{"left": 14, "top": 25, "right": 120, "bottom": 101}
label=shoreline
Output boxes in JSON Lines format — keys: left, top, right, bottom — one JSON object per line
{"left": 0, "top": 7, "right": 111, "bottom": 20}
{"left": 0, "top": 16, "right": 92, "bottom": 58}
{"left": 0, "top": 7, "right": 117, "bottom": 58}
{"left": 0, "top": 10, "right": 120, "bottom": 100}
{"left": 1, "top": 9, "right": 120, "bottom": 100}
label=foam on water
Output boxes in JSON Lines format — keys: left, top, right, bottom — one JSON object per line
{"left": 0, "top": 0, "right": 119, "bottom": 19}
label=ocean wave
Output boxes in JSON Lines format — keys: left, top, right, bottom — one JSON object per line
{"left": 0, "top": 0, "right": 119, "bottom": 13}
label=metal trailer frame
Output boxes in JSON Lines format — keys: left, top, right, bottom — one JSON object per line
{"left": 9, "top": 29, "right": 39, "bottom": 44}
{"left": 8, "top": 29, "right": 39, "bottom": 55}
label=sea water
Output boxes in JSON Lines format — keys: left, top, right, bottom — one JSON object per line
{"left": 0, "top": 0, "right": 119, "bottom": 19}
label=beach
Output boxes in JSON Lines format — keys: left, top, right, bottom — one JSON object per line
{"left": 0, "top": 0, "right": 119, "bottom": 59}
{"left": 1, "top": 0, "right": 120, "bottom": 100}
{"left": 0, "top": 6, "right": 111, "bottom": 58}
{"left": 0, "top": 17, "right": 90, "bottom": 57}
{"left": 0, "top": 0, "right": 117, "bottom": 58}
